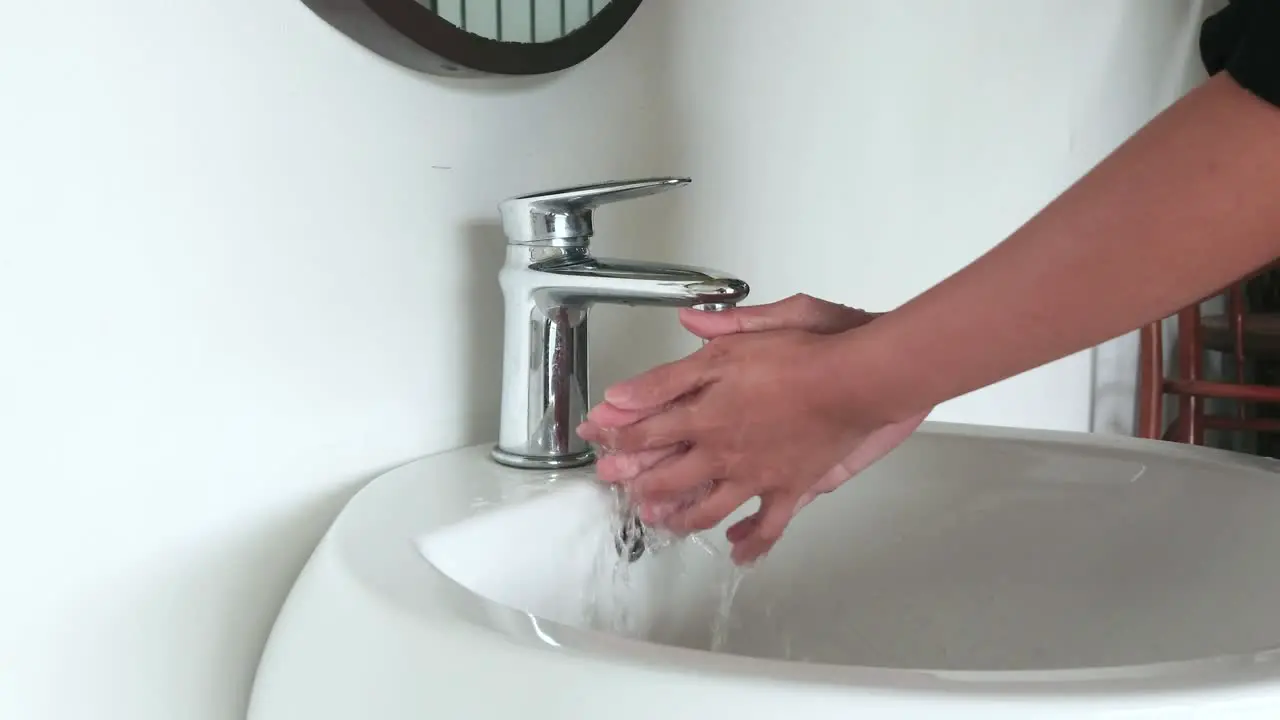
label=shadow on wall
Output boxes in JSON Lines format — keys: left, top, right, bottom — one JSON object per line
{"left": 222, "top": 480, "right": 374, "bottom": 716}
{"left": 459, "top": 220, "right": 508, "bottom": 444}
{"left": 54, "top": 474, "right": 379, "bottom": 719}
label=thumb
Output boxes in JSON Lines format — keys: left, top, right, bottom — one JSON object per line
{"left": 679, "top": 294, "right": 831, "bottom": 340}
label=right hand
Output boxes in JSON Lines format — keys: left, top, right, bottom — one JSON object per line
{"left": 587, "top": 294, "right": 931, "bottom": 561}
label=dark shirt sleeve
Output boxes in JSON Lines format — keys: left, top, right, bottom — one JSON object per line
{"left": 1201, "top": 0, "right": 1280, "bottom": 106}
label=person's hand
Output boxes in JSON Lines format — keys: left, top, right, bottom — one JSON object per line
{"left": 577, "top": 294, "right": 929, "bottom": 564}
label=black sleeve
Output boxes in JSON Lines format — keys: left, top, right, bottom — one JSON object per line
{"left": 1200, "top": 0, "right": 1280, "bottom": 107}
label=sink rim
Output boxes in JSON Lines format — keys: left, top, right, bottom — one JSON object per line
{"left": 329, "top": 421, "right": 1280, "bottom": 700}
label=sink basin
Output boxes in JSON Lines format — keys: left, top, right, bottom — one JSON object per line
{"left": 249, "top": 422, "right": 1280, "bottom": 718}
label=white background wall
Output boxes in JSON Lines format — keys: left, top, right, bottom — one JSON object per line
{"left": 0, "top": 1, "right": 1215, "bottom": 719}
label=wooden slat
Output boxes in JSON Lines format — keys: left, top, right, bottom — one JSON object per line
{"left": 1204, "top": 415, "right": 1280, "bottom": 433}
{"left": 1163, "top": 379, "right": 1280, "bottom": 403}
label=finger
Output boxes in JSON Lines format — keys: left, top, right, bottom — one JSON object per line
{"left": 595, "top": 445, "right": 684, "bottom": 484}
{"left": 576, "top": 420, "right": 606, "bottom": 444}
{"left": 637, "top": 499, "right": 682, "bottom": 525}
{"left": 725, "top": 514, "right": 756, "bottom": 544}
{"left": 603, "top": 354, "right": 711, "bottom": 411}
{"left": 731, "top": 529, "right": 781, "bottom": 565}
{"left": 795, "top": 488, "right": 821, "bottom": 513}
{"left": 578, "top": 409, "right": 674, "bottom": 446}
{"left": 730, "top": 518, "right": 780, "bottom": 565}
{"left": 679, "top": 294, "right": 876, "bottom": 339}
{"left": 597, "top": 403, "right": 698, "bottom": 454}
{"left": 730, "top": 492, "right": 796, "bottom": 565}
{"left": 629, "top": 447, "right": 722, "bottom": 501}
{"left": 662, "top": 482, "right": 757, "bottom": 534}
{"left": 585, "top": 401, "right": 663, "bottom": 428}
{"left": 637, "top": 482, "right": 712, "bottom": 524}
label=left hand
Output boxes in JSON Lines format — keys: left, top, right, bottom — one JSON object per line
{"left": 577, "top": 296, "right": 927, "bottom": 564}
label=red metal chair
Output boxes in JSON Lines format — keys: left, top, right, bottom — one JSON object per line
{"left": 1138, "top": 262, "right": 1280, "bottom": 444}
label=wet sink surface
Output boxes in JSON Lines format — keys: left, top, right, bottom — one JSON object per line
{"left": 420, "top": 430, "right": 1280, "bottom": 672}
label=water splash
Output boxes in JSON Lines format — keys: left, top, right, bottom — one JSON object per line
{"left": 468, "top": 472, "right": 562, "bottom": 512}
{"left": 578, "top": 482, "right": 757, "bottom": 650}
{"left": 710, "top": 563, "right": 752, "bottom": 652}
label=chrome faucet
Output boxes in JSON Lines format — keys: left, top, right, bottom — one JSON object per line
{"left": 491, "top": 177, "right": 750, "bottom": 470}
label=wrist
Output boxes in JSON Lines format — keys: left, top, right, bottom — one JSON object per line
{"left": 817, "top": 313, "right": 934, "bottom": 426}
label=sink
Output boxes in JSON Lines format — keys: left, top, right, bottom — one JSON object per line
{"left": 249, "top": 422, "right": 1280, "bottom": 718}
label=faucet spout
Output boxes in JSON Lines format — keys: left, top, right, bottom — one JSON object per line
{"left": 493, "top": 246, "right": 748, "bottom": 470}
{"left": 523, "top": 250, "right": 749, "bottom": 310}
{"left": 490, "top": 177, "right": 749, "bottom": 471}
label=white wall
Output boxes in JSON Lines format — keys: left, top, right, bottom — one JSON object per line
{"left": 0, "top": 3, "right": 674, "bottom": 719}
{"left": 0, "top": 1, "right": 1221, "bottom": 719}
{"left": 643, "top": 0, "right": 1213, "bottom": 434}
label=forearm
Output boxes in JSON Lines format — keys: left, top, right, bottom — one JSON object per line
{"left": 844, "top": 73, "right": 1280, "bottom": 423}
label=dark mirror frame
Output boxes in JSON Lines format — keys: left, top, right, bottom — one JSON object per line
{"left": 302, "top": 0, "right": 646, "bottom": 77}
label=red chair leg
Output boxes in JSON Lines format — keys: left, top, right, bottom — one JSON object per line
{"left": 1177, "top": 306, "right": 1205, "bottom": 445}
{"left": 1229, "top": 285, "right": 1248, "bottom": 421}
{"left": 1138, "top": 322, "right": 1163, "bottom": 439}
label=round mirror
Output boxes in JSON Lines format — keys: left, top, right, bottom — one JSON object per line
{"left": 304, "top": 0, "right": 645, "bottom": 77}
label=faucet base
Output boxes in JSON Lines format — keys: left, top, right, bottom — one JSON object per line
{"left": 489, "top": 445, "right": 596, "bottom": 470}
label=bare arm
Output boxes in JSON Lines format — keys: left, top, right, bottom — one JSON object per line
{"left": 844, "top": 73, "right": 1280, "bottom": 423}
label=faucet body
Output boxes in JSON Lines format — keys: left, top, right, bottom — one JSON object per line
{"left": 491, "top": 179, "right": 749, "bottom": 470}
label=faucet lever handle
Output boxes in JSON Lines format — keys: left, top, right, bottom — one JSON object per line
{"left": 499, "top": 177, "right": 690, "bottom": 247}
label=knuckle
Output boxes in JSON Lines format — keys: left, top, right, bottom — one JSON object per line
{"left": 791, "top": 292, "right": 819, "bottom": 309}
{"left": 782, "top": 292, "right": 813, "bottom": 308}
{"left": 791, "top": 293, "right": 828, "bottom": 319}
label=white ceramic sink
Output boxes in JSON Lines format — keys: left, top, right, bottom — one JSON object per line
{"left": 249, "top": 423, "right": 1280, "bottom": 718}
